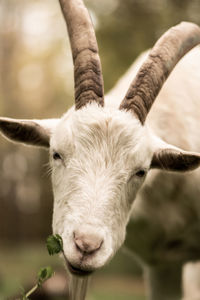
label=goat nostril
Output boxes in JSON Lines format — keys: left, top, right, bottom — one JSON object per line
{"left": 73, "top": 230, "right": 103, "bottom": 255}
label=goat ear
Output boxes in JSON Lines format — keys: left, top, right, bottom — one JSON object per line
{"left": 151, "top": 148, "right": 200, "bottom": 172}
{"left": 0, "top": 117, "right": 59, "bottom": 148}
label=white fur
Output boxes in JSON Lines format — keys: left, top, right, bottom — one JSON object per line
{"left": 50, "top": 105, "right": 153, "bottom": 270}
{"left": 48, "top": 45, "right": 200, "bottom": 298}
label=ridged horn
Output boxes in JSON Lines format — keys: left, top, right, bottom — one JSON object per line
{"left": 119, "top": 22, "right": 200, "bottom": 124}
{"left": 59, "top": 0, "right": 104, "bottom": 109}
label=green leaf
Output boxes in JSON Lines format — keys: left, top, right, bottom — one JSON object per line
{"left": 37, "top": 266, "right": 54, "bottom": 286}
{"left": 46, "top": 234, "right": 63, "bottom": 255}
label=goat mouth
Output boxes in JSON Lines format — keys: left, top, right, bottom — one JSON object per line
{"left": 67, "top": 261, "right": 93, "bottom": 277}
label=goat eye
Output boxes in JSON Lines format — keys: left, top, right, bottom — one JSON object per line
{"left": 135, "top": 170, "right": 146, "bottom": 177}
{"left": 53, "top": 152, "right": 62, "bottom": 160}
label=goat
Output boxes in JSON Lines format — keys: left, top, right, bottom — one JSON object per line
{"left": 1, "top": 0, "right": 200, "bottom": 299}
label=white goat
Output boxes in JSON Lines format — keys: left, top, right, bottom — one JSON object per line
{"left": 1, "top": 0, "right": 200, "bottom": 299}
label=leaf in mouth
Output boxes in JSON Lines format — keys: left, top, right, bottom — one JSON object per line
{"left": 46, "top": 234, "right": 63, "bottom": 255}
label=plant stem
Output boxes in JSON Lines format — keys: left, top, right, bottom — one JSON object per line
{"left": 25, "top": 284, "right": 38, "bottom": 298}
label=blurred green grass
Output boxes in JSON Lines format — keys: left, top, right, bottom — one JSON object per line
{"left": 89, "top": 292, "right": 145, "bottom": 300}
{"left": 0, "top": 243, "right": 145, "bottom": 299}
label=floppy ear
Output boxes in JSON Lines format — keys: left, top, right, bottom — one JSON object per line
{"left": 0, "top": 117, "right": 59, "bottom": 148}
{"left": 151, "top": 147, "right": 200, "bottom": 172}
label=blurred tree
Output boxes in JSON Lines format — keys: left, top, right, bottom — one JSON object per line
{"left": 91, "top": 0, "right": 200, "bottom": 91}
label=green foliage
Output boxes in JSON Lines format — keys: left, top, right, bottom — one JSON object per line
{"left": 17, "top": 235, "right": 62, "bottom": 299}
{"left": 46, "top": 234, "right": 63, "bottom": 255}
{"left": 20, "top": 266, "right": 54, "bottom": 299}
{"left": 37, "top": 266, "right": 54, "bottom": 287}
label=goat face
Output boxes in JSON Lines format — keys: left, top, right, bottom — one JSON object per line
{"left": 1, "top": 105, "right": 200, "bottom": 276}
{"left": 50, "top": 105, "right": 152, "bottom": 275}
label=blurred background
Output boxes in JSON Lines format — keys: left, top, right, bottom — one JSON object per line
{"left": 0, "top": 0, "right": 200, "bottom": 299}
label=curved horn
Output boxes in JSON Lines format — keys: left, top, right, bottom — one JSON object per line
{"left": 119, "top": 22, "right": 200, "bottom": 124}
{"left": 59, "top": 0, "right": 104, "bottom": 109}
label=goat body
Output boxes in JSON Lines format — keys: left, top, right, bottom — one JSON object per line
{"left": 109, "top": 47, "right": 200, "bottom": 299}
